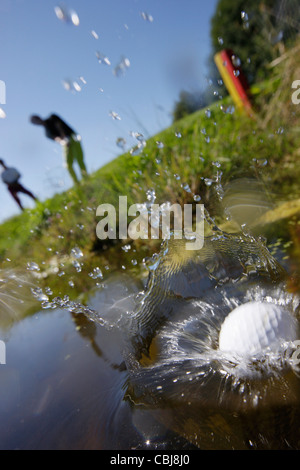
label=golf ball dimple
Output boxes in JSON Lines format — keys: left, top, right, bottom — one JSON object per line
{"left": 218, "top": 301, "right": 298, "bottom": 356}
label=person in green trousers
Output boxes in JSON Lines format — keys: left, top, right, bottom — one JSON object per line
{"left": 30, "top": 113, "right": 87, "bottom": 184}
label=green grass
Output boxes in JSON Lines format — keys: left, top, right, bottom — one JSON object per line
{"left": 1, "top": 44, "right": 300, "bottom": 295}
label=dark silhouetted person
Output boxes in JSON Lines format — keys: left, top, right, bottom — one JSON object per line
{"left": 0, "top": 159, "right": 37, "bottom": 211}
{"left": 30, "top": 113, "right": 87, "bottom": 185}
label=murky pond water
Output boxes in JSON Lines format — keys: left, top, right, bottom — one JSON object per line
{"left": 2, "top": 0, "right": 300, "bottom": 452}
{"left": 1, "top": 225, "right": 299, "bottom": 450}
{"left": 0, "top": 273, "right": 198, "bottom": 450}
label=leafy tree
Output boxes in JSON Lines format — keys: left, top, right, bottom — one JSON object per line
{"left": 172, "top": 89, "right": 210, "bottom": 122}
{"left": 210, "top": 0, "right": 300, "bottom": 85}
{"left": 172, "top": 0, "right": 300, "bottom": 122}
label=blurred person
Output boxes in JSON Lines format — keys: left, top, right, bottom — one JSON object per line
{"left": 0, "top": 159, "right": 37, "bottom": 211}
{"left": 30, "top": 113, "right": 87, "bottom": 185}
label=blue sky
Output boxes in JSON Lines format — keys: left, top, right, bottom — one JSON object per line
{"left": 0, "top": 0, "right": 218, "bottom": 221}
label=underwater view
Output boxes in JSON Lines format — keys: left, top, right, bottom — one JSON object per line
{"left": 1, "top": 0, "right": 300, "bottom": 454}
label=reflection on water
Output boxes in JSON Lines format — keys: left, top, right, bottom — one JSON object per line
{"left": 121, "top": 234, "right": 300, "bottom": 449}
{"left": 0, "top": 275, "right": 195, "bottom": 450}
{"left": 0, "top": 196, "right": 300, "bottom": 449}
{"left": 2, "top": 227, "right": 298, "bottom": 449}
{"left": 0, "top": 301, "right": 141, "bottom": 450}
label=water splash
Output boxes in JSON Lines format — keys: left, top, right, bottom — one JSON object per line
{"left": 109, "top": 111, "right": 121, "bottom": 121}
{"left": 0, "top": 270, "right": 39, "bottom": 329}
{"left": 28, "top": 196, "right": 300, "bottom": 448}
{"left": 119, "top": 230, "right": 300, "bottom": 448}
{"left": 96, "top": 51, "right": 111, "bottom": 66}
{"left": 113, "top": 57, "right": 130, "bottom": 77}
{"left": 140, "top": 12, "right": 154, "bottom": 23}
{"left": 54, "top": 5, "right": 80, "bottom": 26}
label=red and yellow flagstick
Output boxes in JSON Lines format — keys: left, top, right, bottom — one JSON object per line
{"left": 214, "top": 49, "right": 253, "bottom": 117}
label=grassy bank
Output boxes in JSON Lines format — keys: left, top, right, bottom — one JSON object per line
{"left": 1, "top": 42, "right": 300, "bottom": 297}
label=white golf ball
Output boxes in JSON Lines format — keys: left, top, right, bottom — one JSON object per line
{"left": 218, "top": 301, "right": 298, "bottom": 356}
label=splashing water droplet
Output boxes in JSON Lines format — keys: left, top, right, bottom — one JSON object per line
{"left": 116, "top": 137, "right": 126, "bottom": 149}
{"left": 71, "top": 247, "right": 83, "bottom": 259}
{"left": 156, "top": 141, "right": 164, "bottom": 149}
{"left": 181, "top": 183, "right": 191, "bottom": 193}
{"left": 72, "top": 260, "right": 82, "bottom": 272}
{"left": 109, "top": 111, "right": 121, "bottom": 120}
{"left": 204, "top": 178, "right": 213, "bottom": 186}
{"left": 89, "top": 267, "right": 103, "bottom": 280}
{"left": 70, "top": 10, "right": 80, "bottom": 26}
{"left": 27, "top": 261, "right": 40, "bottom": 272}
{"left": 130, "top": 143, "right": 144, "bottom": 156}
{"left": 54, "top": 5, "right": 67, "bottom": 21}
{"left": 130, "top": 133, "right": 146, "bottom": 155}
{"left": 130, "top": 131, "right": 145, "bottom": 142}
{"left": 91, "top": 30, "right": 99, "bottom": 39}
{"left": 31, "top": 287, "right": 49, "bottom": 302}
{"left": 231, "top": 55, "right": 241, "bottom": 68}
{"left": 122, "top": 244, "right": 131, "bottom": 252}
{"left": 241, "top": 11, "right": 250, "bottom": 29}
{"left": 54, "top": 5, "right": 79, "bottom": 26}
{"left": 140, "top": 11, "right": 154, "bottom": 22}
{"left": 146, "top": 189, "right": 156, "bottom": 204}
{"left": 205, "top": 109, "right": 211, "bottom": 118}
{"left": 72, "top": 80, "right": 81, "bottom": 92}
{"left": 113, "top": 57, "right": 131, "bottom": 77}
{"left": 96, "top": 51, "right": 111, "bottom": 66}
{"left": 0, "top": 108, "right": 6, "bottom": 119}
{"left": 62, "top": 78, "right": 85, "bottom": 93}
